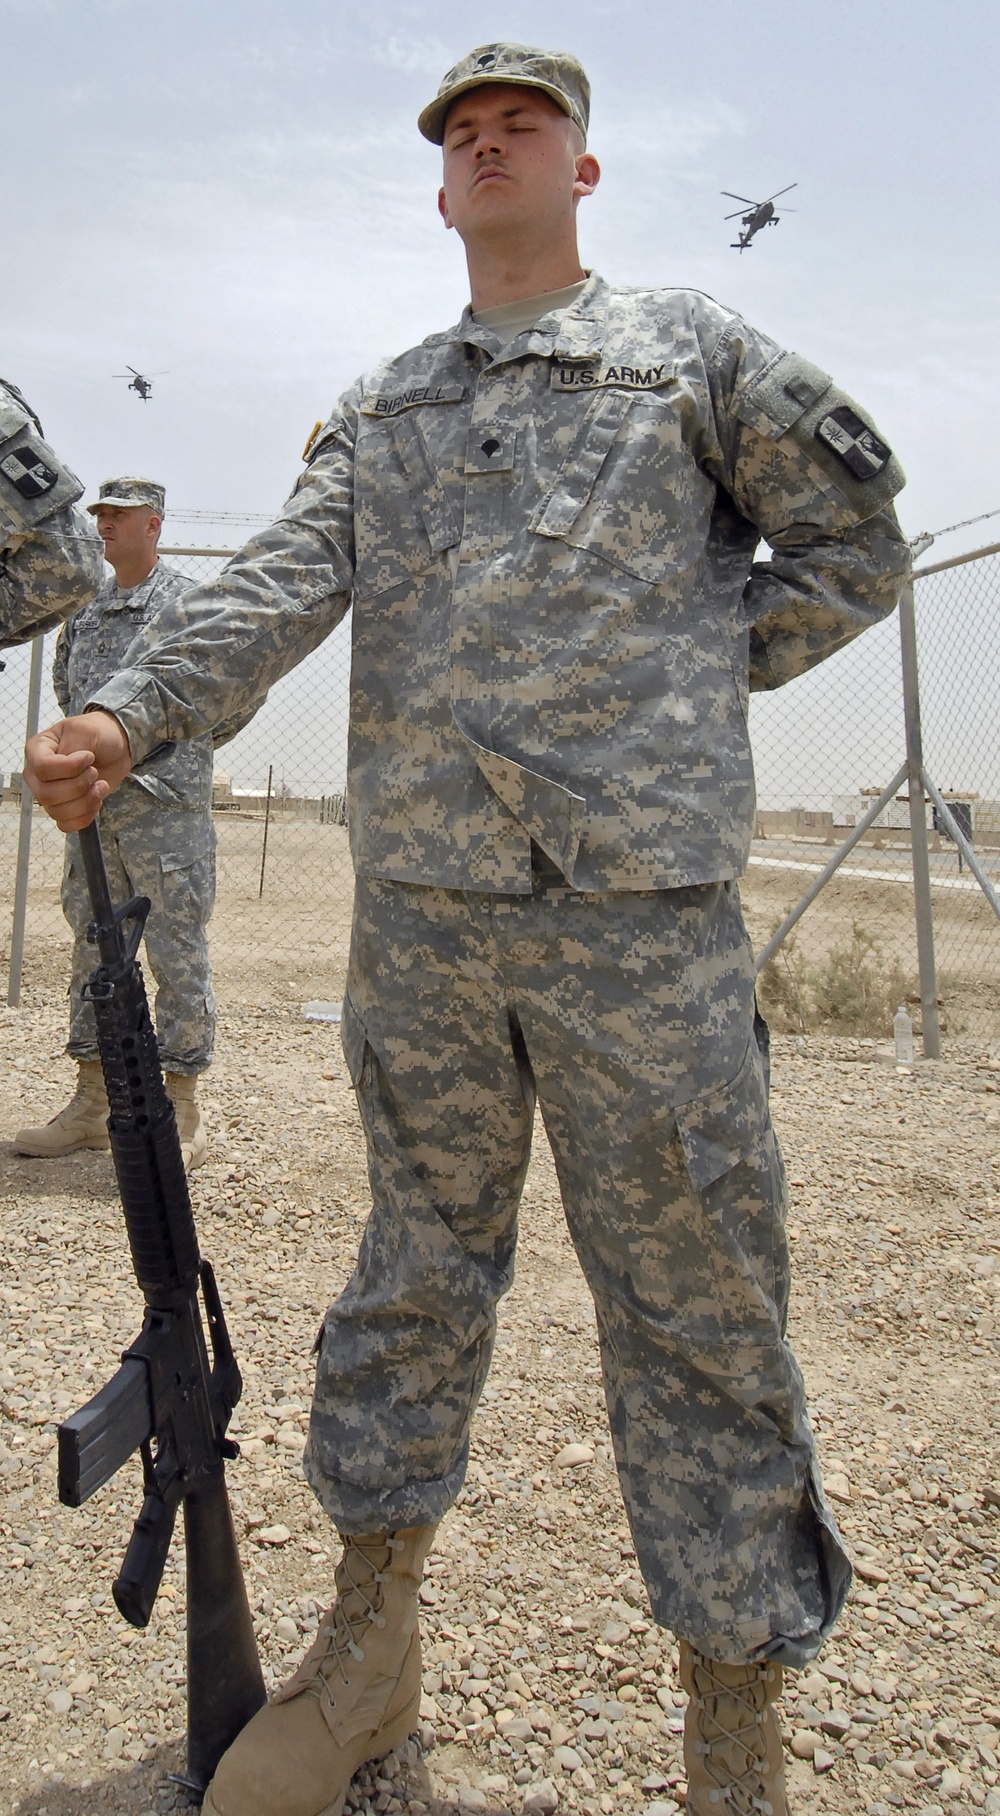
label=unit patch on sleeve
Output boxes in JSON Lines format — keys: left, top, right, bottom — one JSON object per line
{"left": 815, "top": 406, "right": 891, "bottom": 481}
{"left": 0, "top": 445, "right": 59, "bottom": 499}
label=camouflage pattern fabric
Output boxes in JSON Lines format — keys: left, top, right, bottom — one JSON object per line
{"left": 306, "top": 855, "right": 850, "bottom": 1668}
{"left": 91, "top": 275, "right": 910, "bottom": 895}
{"left": 54, "top": 561, "right": 219, "bottom": 1073}
{"left": 54, "top": 561, "right": 218, "bottom": 807}
{"left": 61, "top": 797, "right": 216, "bottom": 1074}
{"left": 0, "top": 377, "right": 104, "bottom": 647}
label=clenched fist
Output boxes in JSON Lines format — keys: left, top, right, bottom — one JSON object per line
{"left": 24, "top": 711, "right": 133, "bottom": 830}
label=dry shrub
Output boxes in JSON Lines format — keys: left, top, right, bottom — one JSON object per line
{"left": 757, "top": 919, "right": 914, "bottom": 1038}
{"left": 810, "top": 921, "right": 911, "bottom": 1035}
{"left": 756, "top": 927, "right": 811, "bottom": 1034}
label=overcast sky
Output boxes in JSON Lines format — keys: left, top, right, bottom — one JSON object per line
{"left": 3, "top": 0, "right": 998, "bottom": 560}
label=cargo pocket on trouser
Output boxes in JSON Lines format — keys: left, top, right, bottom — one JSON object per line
{"left": 340, "top": 992, "right": 373, "bottom": 1092}
{"left": 144, "top": 839, "right": 217, "bottom": 1069}
{"left": 674, "top": 1039, "right": 851, "bottom": 1663}
{"left": 674, "top": 1036, "right": 788, "bottom": 1322}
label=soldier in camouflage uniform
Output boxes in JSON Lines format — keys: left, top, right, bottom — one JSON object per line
{"left": 0, "top": 376, "right": 103, "bottom": 646}
{"left": 25, "top": 44, "right": 911, "bottom": 1816}
{"left": 15, "top": 477, "right": 220, "bottom": 1170}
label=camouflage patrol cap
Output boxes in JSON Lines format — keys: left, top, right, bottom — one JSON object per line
{"left": 418, "top": 43, "right": 590, "bottom": 147}
{"left": 86, "top": 476, "right": 165, "bottom": 515}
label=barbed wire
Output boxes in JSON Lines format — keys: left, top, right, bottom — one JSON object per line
{"left": 914, "top": 505, "right": 1000, "bottom": 549}
{"left": 166, "top": 508, "right": 274, "bottom": 525}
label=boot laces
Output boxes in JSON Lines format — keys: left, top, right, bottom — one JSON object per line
{"left": 308, "top": 1534, "right": 403, "bottom": 1696}
{"left": 690, "top": 1656, "right": 777, "bottom": 1816}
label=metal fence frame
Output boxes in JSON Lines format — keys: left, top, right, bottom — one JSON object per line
{"left": 754, "top": 541, "right": 1000, "bottom": 1057}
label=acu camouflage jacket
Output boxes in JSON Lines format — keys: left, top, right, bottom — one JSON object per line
{"left": 54, "top": 562, "right": 217, "bottom": 811}
{"left": 92, "top": 276, "right": 910, "bottom": 892}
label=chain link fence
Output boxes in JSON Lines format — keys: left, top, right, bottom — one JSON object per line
{"left": 746, "top": 544, "right": 1000, "bottom": 1048}
{"left": 0, "top": 549, "right": 355, "bottom": 1020}
{"left": 3, "top": 541, "right": 999, "bottom": 1048}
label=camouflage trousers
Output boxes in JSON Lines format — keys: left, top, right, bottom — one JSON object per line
{"left": 62, "top": 788, "right": 216, "bottom": 1075}
{"left": 306, "top": 855, "right": 850, "bottom": 1665}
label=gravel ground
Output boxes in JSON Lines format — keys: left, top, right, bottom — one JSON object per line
{"left": 2, "top": 994, "right": 1000, "bottom": 1816}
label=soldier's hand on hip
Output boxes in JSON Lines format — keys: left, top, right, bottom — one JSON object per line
{"left": 24, "top": 710, "right": 133, "bottom": 830}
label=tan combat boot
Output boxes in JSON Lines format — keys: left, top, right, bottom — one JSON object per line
{"left": 12, "top": 1059, "right": 110, "bottom": 1157}
{"left": 679, "top": 1639, "right": 787, "bottom": 1816}
{"left": 165, "top": 1071, "right": 208, "bottom": 1170}
{"left": 202, "top": 1524, "right": 435, "bottom": 1816}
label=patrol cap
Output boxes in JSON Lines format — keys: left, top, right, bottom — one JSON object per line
{"left": 86, "top": 476, "right": 165, "bottom": 515}
{"left": 418, "top": 43, "right": 590, "bottom": 147}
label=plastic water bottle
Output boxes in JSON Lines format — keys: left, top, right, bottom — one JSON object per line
{"left": 894, "top": 1005, "right": 914, "bottom": 1065}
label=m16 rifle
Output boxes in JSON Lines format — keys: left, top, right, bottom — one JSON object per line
{"left": 57, "top": 818, "right": 265, "bottom": 1796}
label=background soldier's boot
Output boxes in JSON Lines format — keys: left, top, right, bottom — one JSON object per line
{"left": 165, "top": 1071, "right": 208, "bottom": 1170}
{"left": 679, "top": 1639, "right": 787, "bottom": 1816}
{"left": 202, "top": 1524, "right": 436, "bottom": 1816}
{"left": 12, "top": 1060, "right": 110, "bottom": 1157}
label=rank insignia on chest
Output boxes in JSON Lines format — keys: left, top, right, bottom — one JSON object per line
{"left": 0, "top": 445, "right": 58, "bottom": 498}
{"left": 814, "top": 406, "right": 891, "bottom": 480}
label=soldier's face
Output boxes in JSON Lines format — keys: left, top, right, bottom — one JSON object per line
{"left": 95, "top": 505, "right": 160, "bottom": 561}
{"left": 438, "top": 84, "right": 598, "bottom": 245}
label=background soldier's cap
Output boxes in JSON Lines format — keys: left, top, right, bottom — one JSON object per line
{"left": 86, "top": 476, "right": 165, "bottom": 515}
{"left": 418, "top": 43, "right": 590, "bottom": 147}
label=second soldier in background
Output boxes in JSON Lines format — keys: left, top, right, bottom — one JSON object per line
{"left": 16, "top": 478, "right": 226, "bottom": 1167}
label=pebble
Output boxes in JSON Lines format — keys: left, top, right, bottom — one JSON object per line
{"left": 811, "top": 1747, "right": 836, "bottom": 1774}
{"left": 824, "top": 1472, "right": 852, "bottom": 1503}
{"left": 499, "top": 1717, "right": 535, "bottom": 1741}
{"left": 552, "top": 1747, "right": 583, "bottom": 1771}
{"left": 523, "top": 1782, "right": 559, "bottom": 1815}
{"left": 552, "top": 1444, "right": 594, "bottom": 1469}
{"left": 258, "top": 1523, "right": 292, "bottom": 1545}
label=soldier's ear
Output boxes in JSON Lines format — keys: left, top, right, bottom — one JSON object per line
{"left": 438, "top": 186, "right": 454, "bottom": 230}
{"left": 573, "top": 153, "right": 601, "bottom": 203}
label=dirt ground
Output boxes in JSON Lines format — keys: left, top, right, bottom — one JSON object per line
{"left": 1, "top": 864, "right": 1000, "bottom": 1816}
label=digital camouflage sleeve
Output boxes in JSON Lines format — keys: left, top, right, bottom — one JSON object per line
{"left": 0, "top": 377, "right": 104, "bottom": 648}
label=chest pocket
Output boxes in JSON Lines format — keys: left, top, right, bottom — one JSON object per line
{"left": 528, "top": 385, "right": 710, "bottom": 584}
{"left": 353, "top": 411, "right": 460, "bottom": 601}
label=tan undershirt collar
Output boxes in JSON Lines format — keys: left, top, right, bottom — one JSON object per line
{"left": 472, "top": 279, "right": 589, "bottom": 345}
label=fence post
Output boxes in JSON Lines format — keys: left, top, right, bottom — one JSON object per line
{"left": 7, "top": 634, "right": 45, "bottom": 1008}
{"left": 898, "top": 582, "right": 941, "bottom": 1058}
{"left": 258, "top": 764, "right": 273, "bottom": 899}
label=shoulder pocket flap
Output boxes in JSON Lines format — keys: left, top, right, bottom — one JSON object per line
{"left": 389, "top": 416, "right": 460, "bottom": 555}
{"left": 733, "top": 353, "right": 833, "bottom": 441}
{"left": 530, "top": 390, "right": 634, "bottom": 538}
{"left": 674, "top": 1039, "right": 769, "bottom": 1191}
{"left": 339, "top": 993, "right": 369, "bottom": 1088}
{"left": 159, "top": 828, "right": 215, "bottom": 873}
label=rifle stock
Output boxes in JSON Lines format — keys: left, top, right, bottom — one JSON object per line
{"left": 57, "top": 818, "right": 265, "bottom": 1795}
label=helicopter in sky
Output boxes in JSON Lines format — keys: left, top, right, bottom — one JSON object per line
{"left": 113, "top": 366, "right": 167, "bottom": 401}
{"left": 722, "top": 185, "right": 797, "bottom": 251}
